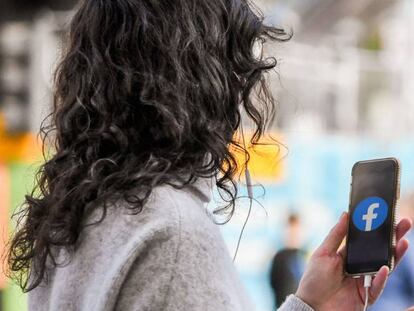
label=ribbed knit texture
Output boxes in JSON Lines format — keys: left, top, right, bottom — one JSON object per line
{"left": 279, "top": 295, "right": 314, "bottom": 311}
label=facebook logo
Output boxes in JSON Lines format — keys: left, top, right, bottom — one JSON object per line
{"left": 352, "top": 196, "right": 388, "bottom": 232}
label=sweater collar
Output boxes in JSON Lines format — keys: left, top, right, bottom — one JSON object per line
{"left": 187, "top": 176, "right": 214, "bottom": 203}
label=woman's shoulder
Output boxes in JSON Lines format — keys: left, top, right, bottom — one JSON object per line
{"left": 108, "top": 179, "right": 215, "bottom": 237}
{"left": 78, "top": 178, "right": 218, "bottom": 262}
{"left": 45, "top": 181, "right": 222, "bottom": 311}
{"left": 111, "top": 183, "right": 252, "bottom": 311}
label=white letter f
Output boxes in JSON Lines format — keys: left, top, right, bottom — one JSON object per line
{"left": 362, "top": 203, "right": 379, "bottom": 231}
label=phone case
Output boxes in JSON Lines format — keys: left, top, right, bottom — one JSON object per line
{"left": 344, "top": 157, "right": 401, "bottom": 278}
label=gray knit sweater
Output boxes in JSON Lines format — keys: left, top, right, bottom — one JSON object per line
{"left": 29, "top": 177, "right": 314, "bottom": 311}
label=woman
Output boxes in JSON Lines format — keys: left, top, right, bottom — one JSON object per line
{"left": 7, "top": 0, "right": 412, "bottom": 310}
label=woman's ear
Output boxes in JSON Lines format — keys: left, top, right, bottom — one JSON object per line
{"left": 252, "top": 38, "right": 264, "bottom": 60}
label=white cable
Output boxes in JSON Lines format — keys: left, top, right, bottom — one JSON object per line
{"left": 363, "top": 275, "right": 372, "bottom": 311}
{"left": 244, "top": 168, "right": 253, "bottom": 200}
{"left": 232, "top": 168, "right": 254, "bottom": 262}
{"left": 232, "top": 116, "right": 254, "bottom": 262}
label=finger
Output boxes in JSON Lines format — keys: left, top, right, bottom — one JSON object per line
{"left": 406, "top": 307, "right": 414, "bottom": 311}
{"left": 369, "top": 265, "right": 389, "bottom": 303}
{"left": 317, "top": 212, "right": 348, "bottom": 255}
{"left": 337, "top": 220, "right": 410, "bottom": 264}
{"left": 396, "top": 218, "right": 412, "bottom": 241}
{"left": 395, "top": 238, "right": 409, "bottom": 267}
{"left": 337, "top": 245, "right": 346, "bottom": 260}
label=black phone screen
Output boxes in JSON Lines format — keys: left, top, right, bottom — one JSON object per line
{"left": 345, "top": 158, "right": 398, "bottom": 275}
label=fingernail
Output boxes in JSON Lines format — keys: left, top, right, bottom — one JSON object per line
{"left": 339, "top": 212, "right": 346, "bottom": 221}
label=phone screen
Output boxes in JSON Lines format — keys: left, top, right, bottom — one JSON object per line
{"left": 345, "top": 158, "right": 398, "bottom": 275}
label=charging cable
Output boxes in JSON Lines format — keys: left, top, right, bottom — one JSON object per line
{"left": 232, "top": 117, "right": 254, "bottom": 262}
{"left": 232, "top": 168, "right": 253, "bottom": 262}
{"left": 363, "top": 275, "right": 372, "bottom": 311}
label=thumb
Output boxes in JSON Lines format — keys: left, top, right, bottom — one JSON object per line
{"left": 368, "top": 265, "right": 389, "bottom": 303}
{"left": 316, "top": 212, "right": 348, "bottom": 255}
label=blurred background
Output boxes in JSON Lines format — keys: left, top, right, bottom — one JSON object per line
{"left": 1, "top": 0, "right": 414, "bottom": 310}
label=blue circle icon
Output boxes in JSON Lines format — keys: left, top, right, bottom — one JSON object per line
{"left": 352, "top": 196, "right": 388, "bottom": 232}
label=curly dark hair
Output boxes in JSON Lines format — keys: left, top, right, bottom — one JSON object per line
{"left": 7, "top": 0, "right": 289, "bottom": 292}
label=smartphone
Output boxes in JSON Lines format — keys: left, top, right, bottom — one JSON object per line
{"left": 345, "top": 157, "right": 400, "bottom": 277}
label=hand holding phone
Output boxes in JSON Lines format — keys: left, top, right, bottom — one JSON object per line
{"left": 295, "top": 158, "right": 412, "bottom": 311}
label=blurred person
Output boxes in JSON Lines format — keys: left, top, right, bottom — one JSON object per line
{"left": 5, "top": 0, "right": 412, "bottom": 311}
{"left": 370, "top": 192, "right": 414, "bottom": 311}
{"left": 270, "top": 213, "right": 307, "bottom": 307}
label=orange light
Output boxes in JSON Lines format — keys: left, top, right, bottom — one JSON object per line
{"left": 0, "top": 113, "right": 43, "bottom": 163}
{"left": 230, "top": 132, "right": 286, "bottom": 183}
